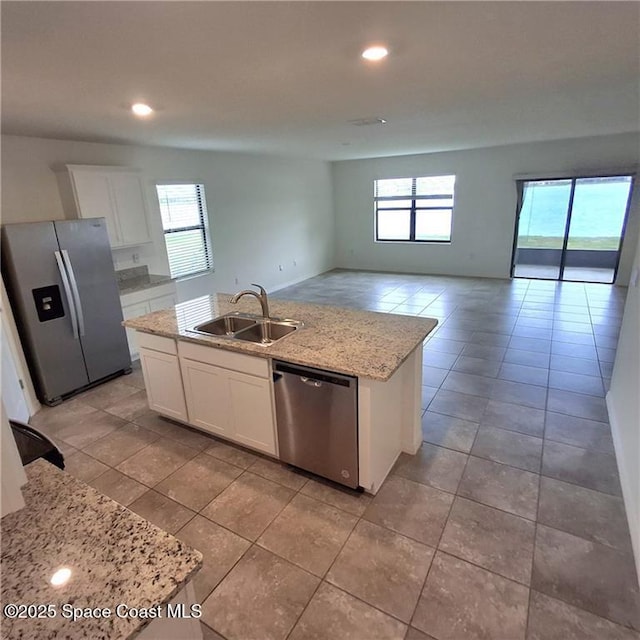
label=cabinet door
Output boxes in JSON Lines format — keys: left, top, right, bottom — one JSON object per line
{"left": 109, "top": 173, "right": 152, "bottom": 246}
{"left": 122, "top": 301, "right": 150, "bottom": 358}
{"left": 149, "top": 293, "right": 177, "bottom": 312}
{"left": 228, "top": 370, "right": 276, "bottom": 455}
{"left": 70, "top": 171, "right": 121, "bottom": 246}
{"left": 139, "top": 347, "right": 187, "bottom": 422}
{"left": 181, "top": 359, "right": 231, "bottom": 436}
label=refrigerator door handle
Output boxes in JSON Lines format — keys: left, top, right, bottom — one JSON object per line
{"left": 61, "top": 250, "right": 86, "bottom": 337}
{"left": 54, "top": 250, "right": 79, "bottom": 340}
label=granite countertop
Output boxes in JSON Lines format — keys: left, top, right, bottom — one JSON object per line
{"left": 118, "top": 273, "right": 174, "bottom": 295}
{"left": 1, "top": 460, "right": 202, "bottom": 640}
{"left": 123, "top": 294, "right": 437, "bottom": 381}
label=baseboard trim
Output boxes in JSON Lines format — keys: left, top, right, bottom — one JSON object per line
{"left": 606, "top": 390, "right": 640, "bottom": 585}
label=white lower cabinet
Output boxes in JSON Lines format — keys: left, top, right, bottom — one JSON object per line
{"left": 135, "top": 332, "right": 277, "bottom": 456}
{"left": 180, "top": 359, "right": 231, "bottom": 436}
{"left": 138, "top": 334, "right": 187, "bottom": 422}
{"left": 227, "top": 370, "right": 275, "bottom": 453}
{"left": 178, "top": 342, "right": 276, "bottom": 456}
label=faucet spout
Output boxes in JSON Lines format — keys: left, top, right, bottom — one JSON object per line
{"left": 229, "top": 283, "right": 270, "bottom": 319}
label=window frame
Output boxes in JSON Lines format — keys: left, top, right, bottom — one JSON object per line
{"left": 155, "top": 182, "right": 213, "bottom": 280}
{"left": 374, "top": 175, "right": 455, "bottom": 244}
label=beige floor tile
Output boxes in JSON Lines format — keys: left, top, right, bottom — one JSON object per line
{"left": 133, "top": 410, "right": 215, "bottom": 451}
{"left": 49, "top": 410, "right": 126, "bottom": 449}
{"left": 201, "top": 472, "right": 295, "bottom": 541}
{"left": 204, "top": 438, "right": 260, "bottom": 468}
{"left": 123, "top": 365, "right": 146, "bottom": 390}
{"left": 364, "top": 474, "right": 453, "bottom": 546}
{"left": 258, "top": 493, "right": 357, "bottom": 577}
{"left": 538, "top": 477, "right": 632, "bottom": 552}
{"left": 78, "top": 378, "right": 140, "bottom": 410}
{"left": 300, "top": 478, "right": 372, "bottom": 516}
{"left": 471, "top": 426, "right": 542, "bottom": 473}
{"left": 88, "top": 468, "right": 148, "bottom": 506}
{"left": 30, "top": 399, "right": 97, "bottom": 434}
{"left": 103, "top": 389, "right": 149, "bottom": 421}
{"left": 248, "top": 457, "right": 308, "bottom": 490}
{"left": 82, "top": 422, "right": 160, "bottom": 466}
{"left": 527, "top": 590, "right": 639, "bottom": 640}
{"left": 394, "top": 443, "right": 468, "bottom": 493}
{"left": 439, "top": 497, "right": 535, "bottom": 584}
{"left": 421, "top": 411, "right": 479, "bottom": 453}
{"left": 201, "top": 546, "right": 318, "bottom": 640}
{"left": 64, "top": 450, "right": 109, "bottom": 482}
{"left": 532, "top": 525, "right": 640, "bottom": 630}
{"left": 457, "top": 455, "right": 539, "bottom": 520}
{"left": 413, "top": 551, "right": 529, "bottom": 640}
{"left": 116, "top": 437, "right": 198, "bottom": 486}
{"left": 128, "top": 490, "right": 195, "bottom": 534}
{"left": 156, "top": 452, "right": 243, "bottom": 511}
{"left": 176, "top": 515, "right": 250, "bottom": 602}
{"left": 289, "top": 582, "right": 406, "bottom": 640}
{"left": 327, "top": 520, "right": 434, "bottom": 623}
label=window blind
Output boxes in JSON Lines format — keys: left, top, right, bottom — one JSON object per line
{"left": 156, "top": 184, "right": 212, "bottom": 278}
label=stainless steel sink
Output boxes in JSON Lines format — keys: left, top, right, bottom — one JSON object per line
{"left": 233, "top": 320, "right": 299, "bottom": 344}
{"left": 190, "top": 312, "right": 302, "bottom": 345}
{"left": 194, "top": 315, "right": 258, "bottom": 336}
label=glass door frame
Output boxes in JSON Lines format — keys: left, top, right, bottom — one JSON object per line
{"left": 510, "top": 173, "right": 635, "bottom": 284}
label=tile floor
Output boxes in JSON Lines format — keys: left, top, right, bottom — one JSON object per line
{"left": 29, "top": 269, "right": 639, "bottom": 640}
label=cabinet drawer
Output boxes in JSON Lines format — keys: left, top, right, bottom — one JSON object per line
{"left": 178, "top": 341, "right": 269, "bottom": 378}
{"left": 136, "top": 332, "right": 177, "bottom": 355}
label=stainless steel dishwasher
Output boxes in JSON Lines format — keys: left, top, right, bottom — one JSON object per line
{"left": 272, "top": 361, "right": 358, "bottom": 489}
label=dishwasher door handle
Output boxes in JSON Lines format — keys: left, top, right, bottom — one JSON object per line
{"left": 300, "top": 376, "right": 323, "bottom": 388}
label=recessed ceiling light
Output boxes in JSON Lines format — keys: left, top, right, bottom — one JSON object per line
{"left": 361, "top": 46, "right": 388, "bottom": 61}
{"left": 131, "top": 103, "right": 153, "bottom": 117}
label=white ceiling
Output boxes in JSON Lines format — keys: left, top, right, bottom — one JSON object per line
{"left": 2, "top": 1, "right": 639, "bottom": 161}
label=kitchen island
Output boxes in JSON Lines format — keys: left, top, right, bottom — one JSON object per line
{"left": 124, "top": 294, "right": 437, "bottom": 494}
{"left": 0, "top": 459, "right": 203, "bottom": 640}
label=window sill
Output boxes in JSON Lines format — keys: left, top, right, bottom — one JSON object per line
{"left": 374, "top": 240, "right": 452, "bottom": 245}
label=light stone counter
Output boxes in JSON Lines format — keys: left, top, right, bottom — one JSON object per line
{"left": 123, "top": 294, "right": 438, "bottom": 381}
{"left": 0, "top": 460, "right": 202, "bottom": 640}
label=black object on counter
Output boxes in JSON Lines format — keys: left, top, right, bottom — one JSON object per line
{"left": 9, "top": 420, "right": 65, "bottom": 470}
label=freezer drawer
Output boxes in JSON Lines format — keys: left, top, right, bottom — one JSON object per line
{"left": 273, "top": 360, "right": 358, "bottom": 489}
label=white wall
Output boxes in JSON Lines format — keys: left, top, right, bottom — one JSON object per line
{"left": 607, "top": 209, "right": 640, "bottom": 580}
{"left": 1, "top": 135, "right": 335, "bottom": 300}
{"left": 332, "top": 133, "right": 640, "bottom": 284}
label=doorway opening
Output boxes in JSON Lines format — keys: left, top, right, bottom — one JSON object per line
{"left": 511, "top": 175, "right": 634, "bottom": 283}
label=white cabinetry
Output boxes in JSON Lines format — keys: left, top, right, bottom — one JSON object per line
{"left": 178, "top": 341, "right": 276, "bottom": 455}
{"left": 137, "top": 333, "right": 187, "bottom": 422}
{"left": 121, "top": 283, "right": 177, "bottom": 359}
{"left": 58, "top": 165, "right": 152, "bottom": 248}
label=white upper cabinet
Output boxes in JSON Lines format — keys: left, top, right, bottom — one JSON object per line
{"left": 58, "top": 165, "right": 152, "bottom": 248}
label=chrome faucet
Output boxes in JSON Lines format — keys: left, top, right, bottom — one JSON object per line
{"left": 229, "top": 283, "right": 270, "bottom": 319}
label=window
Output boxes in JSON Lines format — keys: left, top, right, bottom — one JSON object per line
{"left": 156, "top": 183, "right": 212, "bottom": 278}
{"left": 374, "top": 175, "right": 455, "bottom": 242}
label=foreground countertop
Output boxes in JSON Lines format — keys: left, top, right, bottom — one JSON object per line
{"left": 0, "top": 460, "right": 202, "bottom": 640}
{"left": 123, "top": 294, "right": 437, "bottom": 381}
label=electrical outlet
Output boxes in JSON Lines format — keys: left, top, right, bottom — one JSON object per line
{"left": 293, "top": 260, "right": 297, "bottom": 267}
{"left": 235, "top": 277, "right": 239, "bottom": 285}
{"left": 132, "top": 253, "right": 140, "bottom": 264}
{"left": 278, "top": 264, "right": 283, "bottom": 272}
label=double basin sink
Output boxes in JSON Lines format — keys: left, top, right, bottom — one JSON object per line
{"left": 191, "top": 312, "right": 303, "bottom": 346}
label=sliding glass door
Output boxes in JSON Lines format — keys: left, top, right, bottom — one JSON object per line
{"left": 512, "top": 175, "right": 633, "bottom": 284}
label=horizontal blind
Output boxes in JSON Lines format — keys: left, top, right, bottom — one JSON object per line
{"left": 374, "top": 175, "right": 455, "bottom": 242}
{"left": 156, "top": 184, "right": 212, "bottom": 278}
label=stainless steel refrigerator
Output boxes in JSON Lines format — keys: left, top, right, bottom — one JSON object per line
{"left": 1, "top": 218, "right": 131, "bottom": 405}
